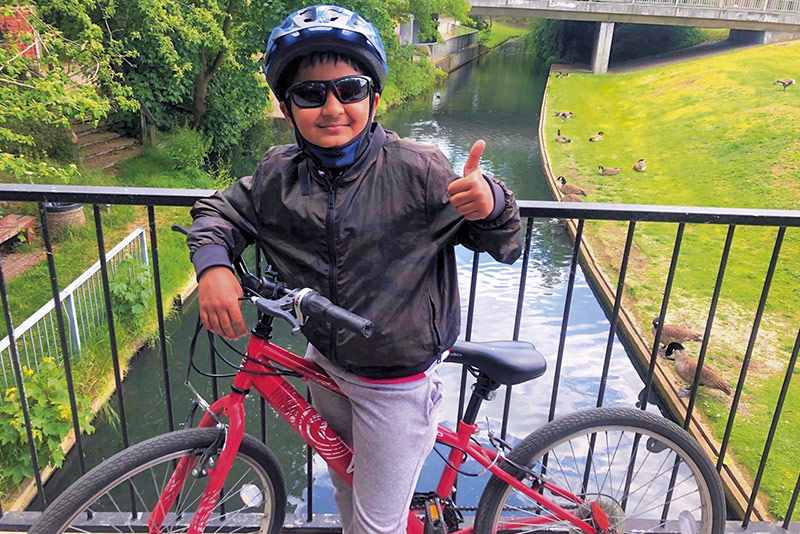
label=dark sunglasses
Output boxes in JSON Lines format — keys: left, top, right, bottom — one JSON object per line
{"left": 285, "top": 75, "right": 373, "bottom": 109}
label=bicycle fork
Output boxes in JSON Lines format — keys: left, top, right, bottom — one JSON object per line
{"left": 147, "top": 392, "right": 247, "bottom": 534}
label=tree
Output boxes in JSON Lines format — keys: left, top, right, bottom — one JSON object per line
{"left": 0, "top": 2, "right": 134, "bottom": 183}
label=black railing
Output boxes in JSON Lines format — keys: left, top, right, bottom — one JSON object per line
{"left": 0, "top": 184, "right": 798, "bottom": 531}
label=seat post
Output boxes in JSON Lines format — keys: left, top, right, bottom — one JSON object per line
{"left": 462, "top": 374, "right": 499, "bottom": 425}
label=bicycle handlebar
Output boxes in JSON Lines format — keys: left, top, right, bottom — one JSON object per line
{"left": 173, "top": 224, "right": 373, "bottom": 338}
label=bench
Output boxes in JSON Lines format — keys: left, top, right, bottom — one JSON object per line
{"left": 0, "top": 214, "right": 36, "bottom": 246}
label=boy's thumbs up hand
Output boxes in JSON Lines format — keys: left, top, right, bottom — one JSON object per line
{"left": 447, "top": 139, "right": 493, "bottom": 221}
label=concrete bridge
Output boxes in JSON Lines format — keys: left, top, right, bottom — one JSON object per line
{"left": 469, "top": 0, "right": 800, "bottom": 72}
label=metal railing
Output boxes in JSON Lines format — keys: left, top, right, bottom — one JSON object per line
{"left": 0, "top": 184, "right": 798, "bottom": 530}
{"left": 0, "top": 227, "right": 148, "bottom": 389}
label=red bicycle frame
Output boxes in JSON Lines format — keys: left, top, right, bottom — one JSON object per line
{"left": 149, "top": 336, "right": 597, "bottom": 534}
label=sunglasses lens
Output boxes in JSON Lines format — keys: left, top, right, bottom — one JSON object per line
{"left": 290, "top": 81, "right": 327, "bottom": 108}
{"left": 334, "top": 77, "right": 370, "bottom": 103}
{"left": 288, "top": 77, "right": 371, "bottom": 108}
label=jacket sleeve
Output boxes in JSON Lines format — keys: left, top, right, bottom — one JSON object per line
{"left": 187, "top": 171, "right": 264, "bottom": 279}
{"left": 426, "top": 149, "right": 522, "bottom": 265}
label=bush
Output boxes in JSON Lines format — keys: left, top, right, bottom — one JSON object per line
{"left": 163, "top": 127, "right": 211, "bottom": 172}
{"left": 109, "top": 253, "right": 154, "bottom": 323}
{"left": 0, "top": 358, "right": 95, "bottom": 492}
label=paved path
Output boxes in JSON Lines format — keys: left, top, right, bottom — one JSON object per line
{"left": 608, "top": 38, "right": 756, "bottom": 73}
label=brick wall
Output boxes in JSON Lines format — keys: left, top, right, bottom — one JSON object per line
{"left": 0, "top": 6, "right": 41, "bottom": 59}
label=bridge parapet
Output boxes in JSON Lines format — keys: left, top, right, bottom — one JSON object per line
{"left": 470, "top": 0, "right": 800, "bottom": 31}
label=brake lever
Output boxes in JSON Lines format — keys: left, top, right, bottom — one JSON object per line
{"left": 251, "top": 296, "right": 301, "bottom": 336}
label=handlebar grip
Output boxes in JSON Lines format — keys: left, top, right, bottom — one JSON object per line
{"left": 300, "top": 291, "right": 374, "bottom": 338}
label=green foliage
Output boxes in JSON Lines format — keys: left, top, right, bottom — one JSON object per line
{"left": 0, "top": 358, "right": 94, "bottom": 488}
{"left": 523, "top": 19, "right": 596, "bottom": 64}
{"left": 162, "top": 127, "right": 211, "bottom": 172}
{"left": 109, "top": 253, "right": 154, "bottom": 320}
{"left": 380, "top": 44, "right": 446, "bottom": 109}
{"left": 0, "top": 2, "right": 136, "bottom": 183}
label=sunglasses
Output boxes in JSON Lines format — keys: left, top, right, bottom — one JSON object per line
{"left": 285, "top": 75, "right": 373, "bottom": 109}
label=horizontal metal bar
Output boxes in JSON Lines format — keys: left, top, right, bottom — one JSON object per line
{"left": 0, "top": 183, "right": 214, "bottom": 206}
{"left": 517, "top": 200, "right": 800, "bottom": 227}
{"left": 2, "top": 185, "right": 800, "bottom": 227}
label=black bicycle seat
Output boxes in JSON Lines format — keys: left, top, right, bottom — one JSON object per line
{"left": 446, "top": 340, "right": 547, "bottom": 386}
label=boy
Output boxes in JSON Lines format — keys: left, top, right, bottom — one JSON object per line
{"left": 187, "top": 5, "right": 521, "bottom": 533}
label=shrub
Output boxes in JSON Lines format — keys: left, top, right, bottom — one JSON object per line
{"left": 163, "top": 127, "right": 211, "bottom": 172}
{"left": 0, "top": 358, "right": 95, "bottom": 490}
{"left": 109, "top": 253, "right": 153, "bottom": 323}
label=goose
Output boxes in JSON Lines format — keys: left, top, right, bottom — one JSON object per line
{"left": 774, "top": 78, "right": 794, "bottom": 90}
{"left": 555, "top": 71, "right": 569, "bottom": 78}
{"left": 589, "top": 131, "right": 604, "bottom": 142}
{"left": 557, "top": 176, "right": 586, "bottom": 197}
{"left": 651, "top": 317, "right": 702, "bottom": 350}
{"left": 633, "top": 159, "right": 647, "bottom": 172}
{"left": 555, "top": 129, "right": 571, "bottom": 143}
{"left": 554, "top": 111, "right": 574, "bottom": 120}
{"left": 598, "top": 166, "right": 620, "bottom": 176}
{"left": 665, "top": 342, "right": 731, "bottom": 397}
{"left": 560, "top": 193, "right": 583, "bottom": 202}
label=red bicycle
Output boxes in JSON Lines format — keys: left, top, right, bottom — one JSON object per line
{"left": 30, "top": 234, "right": 725, "bottom": 534}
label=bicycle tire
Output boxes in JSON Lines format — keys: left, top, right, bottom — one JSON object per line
{"left": 473, "top": 407, "right": 725, "bottom": 534}
{"left": 29, "top": 428, "right": 287, "bottom": 533}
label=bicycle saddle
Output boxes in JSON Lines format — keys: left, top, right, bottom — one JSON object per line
{"left": 447, "top": 340, "right": 547, "bottom": 385}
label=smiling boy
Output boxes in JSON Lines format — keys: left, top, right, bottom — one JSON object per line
{"left": 187, "top": 5, "right": 521, "bottom": 533}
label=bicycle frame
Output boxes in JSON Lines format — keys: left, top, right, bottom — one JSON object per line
{"left": 150, "top": 336, "right": 597, "bottom": 534}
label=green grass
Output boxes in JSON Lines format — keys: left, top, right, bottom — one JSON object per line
{"left": 480, "top": 20, "right": 528, "bottom": 48}
{"left": 699, "top": 28, "right": 730, "bottom": 42}
{"left": 544, "top": 40, "right": 800, "bottom": 519}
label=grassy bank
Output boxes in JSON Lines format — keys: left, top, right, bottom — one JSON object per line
{"left": 480, "top": 19, "right": 528, "bottom": 48}
{"left": 543, "top": 41, "right": 800, "bottom": 519}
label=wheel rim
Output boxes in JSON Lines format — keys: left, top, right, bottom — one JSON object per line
{"left": 487, "top": 425, "right": 715, "bottom": 534}
{"left": 56, "top": 447, "right": 277, "bottom": 533}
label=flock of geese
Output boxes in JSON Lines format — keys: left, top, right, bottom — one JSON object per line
{"left": 549, "top": 73, "right": 793, "bottom": 399}
{"left": 553, "top": 111, "right": 647, "bottom": 202}
{"left": 552, "top": 77, "right": 794, "bottom": 203}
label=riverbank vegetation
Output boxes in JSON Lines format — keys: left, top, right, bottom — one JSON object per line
{"left": 525, "top": 19, "right": 729, "bottom": 66}
{"left": 543, "top": 40, "right": 800, "bottom": 520}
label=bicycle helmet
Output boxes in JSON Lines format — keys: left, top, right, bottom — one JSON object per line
{"left": 265, "top": 5, "right": 388, "bottom": 99}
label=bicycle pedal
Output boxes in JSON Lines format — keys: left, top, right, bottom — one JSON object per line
{"left": 422, "top": 496, "right": 447, "bottom": 534}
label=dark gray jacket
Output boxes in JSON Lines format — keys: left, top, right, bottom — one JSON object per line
{"left": 188, "top": 124, "right": 521, "bottom": 378}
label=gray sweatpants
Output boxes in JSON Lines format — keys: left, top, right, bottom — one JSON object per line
{"left": 305, "top": 345, "right": 443, "bottom": 534}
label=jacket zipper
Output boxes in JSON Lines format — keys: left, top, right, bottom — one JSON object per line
{"left": 325, "top": 173, "right": 339, "bottom": 363}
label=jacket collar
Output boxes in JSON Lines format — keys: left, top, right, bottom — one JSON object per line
{"left": 304, "top": 122, "right": 386, "bottom": 184}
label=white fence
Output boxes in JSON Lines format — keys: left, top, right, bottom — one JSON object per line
{"left": 0, "top": 227, "right": 149, "bottom": 389}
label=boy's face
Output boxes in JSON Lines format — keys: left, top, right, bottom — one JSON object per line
{"left": 280, "top": 59, "right": 379, "bottom": 148}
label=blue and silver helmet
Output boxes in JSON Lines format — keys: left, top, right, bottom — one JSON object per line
{"left": 265, "top": 5, "right": 389, "bottom": 99}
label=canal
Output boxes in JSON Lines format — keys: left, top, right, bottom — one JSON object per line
{"left": 32, "top": 40, "right": 666, "bottom": 516}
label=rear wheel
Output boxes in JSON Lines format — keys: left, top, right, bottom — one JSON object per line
{"left": 29, "top": 428, "right": 286, "bottom": 533}
{"left": 474, "top": 407, "right": 725, "bottom": 534}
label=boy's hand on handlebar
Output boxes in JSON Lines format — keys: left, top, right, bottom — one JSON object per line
{"left": 198, "top": 266, "right": 247, "bottom": 340}
{"left": 447, "top": 139, "right": 493, "bottom": 221}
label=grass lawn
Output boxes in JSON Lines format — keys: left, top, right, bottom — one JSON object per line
{"left": 480, "top": 19, "right": 528, "bottom": 48}
{"left": 544, "top": 40, "right": 800, "bottom": 520}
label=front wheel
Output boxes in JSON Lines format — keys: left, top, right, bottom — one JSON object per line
{"left": 29, "top": 428, "right": 286, "bottom": 533}
{"left": 474, "top": 407, "right": 725, "bottom": 534}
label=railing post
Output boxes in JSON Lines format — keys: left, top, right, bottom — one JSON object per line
{"left": 140, "top": 228, "right": 150, "bottom": 267}
{"left": 64, "top": 293, "right": 82, "bottom": 352}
